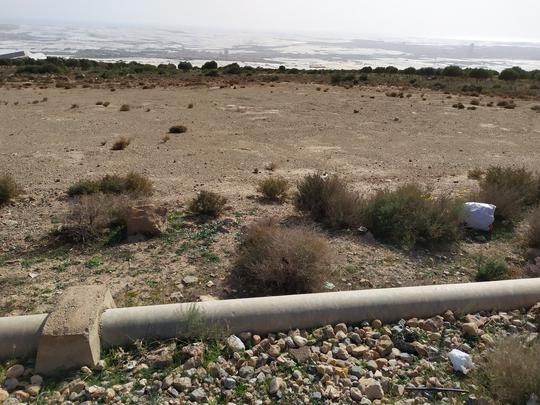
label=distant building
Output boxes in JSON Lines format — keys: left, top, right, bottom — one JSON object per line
{"left": 0, "top": 50, "right": 46, "bottom": 60}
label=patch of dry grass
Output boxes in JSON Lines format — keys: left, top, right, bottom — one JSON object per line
{"left": 294, "top": 173, "right": 363, "bottom": 229}
{"left": 484, "top": 338, "right": 540, "bottom": 404}
{"left": 0, "top": 174, "right": 20, "bottom": 205}
{"left": 119, "top": 104, "right": 130, "bottom": 111}
{"left": 67, "top": 172, "right": 153, "bottom": 197}
{"left": 111, "top": 136, "right": 131, "bottom": 151}
{"left": 257, "top": 176, "right": 289, "bottom": 202}
{"left": 476, "top": 166, "right": 540, "bottom": 221}
{"left": 235, "top": 219, "right": 333, "bottom": 295}
{"left": 467, "top": 168, "right": 484, "bottom": 180}
{"left": 188, "top": 190, "right": 227, "bottom": 218}
{"left": 528, "top": 206, "right": 540, "bottom": 248}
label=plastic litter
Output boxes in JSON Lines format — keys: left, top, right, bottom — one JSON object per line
{"left": 448, "top": 349, "right": 474, "bottom": 374}
{"left": 463, "top": 202, "right": 496, "bottom": 231}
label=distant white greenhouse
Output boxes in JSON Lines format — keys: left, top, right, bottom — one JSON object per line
{"left": 0, "top": 50, "right": 46, "bottom": 60}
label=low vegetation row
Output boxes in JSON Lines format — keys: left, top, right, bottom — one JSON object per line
{"left": 3, "top": 57, "right": 540, "bottom": 82}
{"left": 2, "top": 165, "right": 540, "bottom": 296}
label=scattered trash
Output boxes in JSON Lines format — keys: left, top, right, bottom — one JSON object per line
{"left": 28, "top": 272, "right": 39, "bottom": 279}
{"left": 448, "top": 349, "right": 474, "bottom": 374}
{"left": 463, "top": 202, "right": 496, "bottom": 231}
{"left": 323, "top": 281, "right": 335, "bottom": 290}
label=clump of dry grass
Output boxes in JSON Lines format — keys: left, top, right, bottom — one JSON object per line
{"left": 294, "top": 173, "right": 362, "bottom": 229}
{"left": 56, "top": 193, "right": 129, "bottom": 243}
{"left": 96, "top": 101, "right": 103, "bottom": 105}
{"left": 235, "top": 219, "right": 333, "bottom": 295}
{"left": 475, "top": 166, "right": 540, "bottom": 221}
{"left": 111, "top": 136, "right": 131, "bottom": 151}
{"left": 531, "top": 105, "right": 540, "bottom": 112}
{"left": 67, "top": 172, "right": 153, "bottom": 197}
{"left": 470, "top": 99, "right": 480, "bottom": 106}
{"left": 484, "top": 338, "right": 540, "bottom": 404}
{"left": 169, "top": 125, "right": 188, "bottom": 134}
{"left": 257, "top": 176, "right": 289, "bottom": 202}
{"left": 161, "top": 134, "right": 171, "bottom": 143}
{"left": 497, "top": 100, "right": 516, "bottom": 109}
{"left": 103, "top": 101, "right": 110, "bottom": 107}
{"left": 528, "top": 206, "right": 540, "bottom": 248}
{"left": 119, "top": 104, "right": 130, "bottom": 112}
{"left": 70, "top": 103, "right": 79, "bottom": 109}
{"left": 0, "top": 174, "right": 20, "bottom": 205}
{"left": 452, "top": 102, "right": 465, "bottom": 109}
{"left": 188, "top": 190, "right": 227, "bottom": 218}
{"left": 187, "top": 103, "right": 194, "bottom": 109}
{"left": 467, "top": 168, "right": 484, "bottom": 180}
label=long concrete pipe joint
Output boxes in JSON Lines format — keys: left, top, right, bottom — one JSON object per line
{"left": 0, "top": 278, "right": 539, "bottom": 374}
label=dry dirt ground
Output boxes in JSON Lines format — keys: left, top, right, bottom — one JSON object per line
{"left": 1, "top": 82, "right": 539, "bottom": 316}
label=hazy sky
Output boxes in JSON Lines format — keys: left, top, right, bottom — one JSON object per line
{"left": 2, "top": 0, "right": 540, "bottom": 42}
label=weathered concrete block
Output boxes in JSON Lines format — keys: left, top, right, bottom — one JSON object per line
{"left": 35, "top": 286, "right": 115, "bottom": 375}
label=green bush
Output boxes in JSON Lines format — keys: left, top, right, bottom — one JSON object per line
{"left": 68, "top": 172, "right": 153, "bottom": 197}
{"left": 188, "top": 191, "right": 227, "bottom": 218}
{"left": 476, "top": 166, "right": 540, "bottom": 221}
{"left": 475, "top": 256, "right": 508, "bottom": 281}
{"left": 202, "top": 61, "right": 218, "bottom": 70}
{"left": 222, "top": 63, "right": 242, "bottom": 74}
{"left": 442, "top": 65, "right": 463, "bottom": 77}
{"left": 294, "top": 174, "right": 362, "bottom": 229}
{"left": 178, "top": 61, "right": 193, "bottom": 71}
{"left": 362, "top": 185, "right": 463, "bottom": 248}
{"left": 0, "top": 174, "right": 20, "bottom": 205}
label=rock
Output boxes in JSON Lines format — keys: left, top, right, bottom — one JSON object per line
{"left": 422, "top": 316, "right": 443, "bottom": 332}
{"left": 182, "top": 275, "right": 199, "bottom": 285}
{"left": 0, "top": 389, "right": 9, "bottom": 401}
{"left": 351, "top": 387, "right": 363, "bottom": 401}
{"left": 173, "top": 377, "right": 192, "bottom": 391}
{"left": 223, "top": 377, "right": 236, "bottom": 389}
{"left": 26, "top": 385, "right": 41, "bottom": 396}
{"left": 190, "top": 387, "right": 207, "bottom": 402}
{"left": 226, "top": 335, "right": 245, "bottom": 352}
{"left": 359, "top": 378, "right": 384, "bottom": 400}
{"left": 371, "top": 320, "right": 382, "bottom": 329}
{"left": 462, "top": 322, "right": 480, "bottom": 337}
{"left": 268, "top": 377, "right": 282, "bottom": 395}
{"left": 293, "top": 335, "right": 308, "bottom": 347}
{"left": 81, "top": 366, "right": 92, "bottom": 374}
{"left": 6, "top": 364, "right": 24, "bottom": 379}
{"left": 146, "top": 347, "right": 173, "bottom": 368}
{"left": 238, "top": 366, "right": 254, "bottom": 378}
{"left": 125, "top": 204, "right": 167, "bottom": 236}
{"left": 366, "top": 360, "right": 378, "bottom": 371}
{"left": 4, "top": 378, "right": 18, "bottom": 392}
{"left": 289, "top": 346, "right": 311, "bottom": 363}
{"left": 268, "top": 345, "right": 281, "bottom": 357}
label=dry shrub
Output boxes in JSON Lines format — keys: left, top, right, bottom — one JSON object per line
{"left": 294, "top": 173, "right": 362, "bottom": 229}
{"left": 257, "top": 176, "right": 289, "bottom": 202}
{"left": 235, "top": 219, "right": 333, "bottom": 294}
{"left": 187, "top": 103, "right": 194, "bottom": 109}
{"left": 70, "top": 103, "right": 79, "bottom": 109}
{"left": 484, "top": 338, "right": 540, "bottom": 404}
{"left": 475, "top": 256, "right": 509, "bottom": 281}
{"left": 103, "top": 101, "right": 110, "bottom": 107}
{"left": 56, "top": 193, "right": 129, "bottom": 243}
{"left": 528, "top": 206, "right": 540, "bottom": 248}
{"left": 169, "top": 125, "right": 187, "bottom": 134}
{"left": 467, "top": 168, "right": 484, "bottom": 180}
{"left": 470, "top": 99, "right": 480, "bottom": 106}
{"left": 96, "top": 101, "right": 103, "bottom": 105}
{"left": 531, "top": 105, "right": 540, "bottom": 112}
{"left": 119, "top": 104, "right": 130, "bottom": 111}
{"left": 362, "top": 185, "right": 463, "bottom": 249}
{"left": 68, "top": 172, "right": 153, "bottom": 197}
{"left": 111, "top": 136, "right": 131, "bottom": 151}
{"left": 0, "top": 174, "right": 20, "bottom": 205}
{"left": 476, "top": 166, "right": 540, "bottom": 221}
{"left": 188, "top": 190, "right": 227, "bottom": 218}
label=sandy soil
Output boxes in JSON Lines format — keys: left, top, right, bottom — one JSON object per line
{"left": 1, "top": 82, "right": 539, "bottom": 316}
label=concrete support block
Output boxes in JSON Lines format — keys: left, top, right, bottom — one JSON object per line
{"left": 35, "top": 286, "right": 115, "bottom": 375}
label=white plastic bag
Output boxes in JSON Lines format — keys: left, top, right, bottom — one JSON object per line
{"left": 448, "top": 349, "right": 474, "bottom": 374}
{"left": 463, "top": 202, "right": 496, "bottom": 231}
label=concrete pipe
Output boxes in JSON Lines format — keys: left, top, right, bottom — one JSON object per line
{"left": 0, "top": 313, "right": 47, "bottom": 360}
{"left": 100, "top": 278, "right": 540, "bottom": 347}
